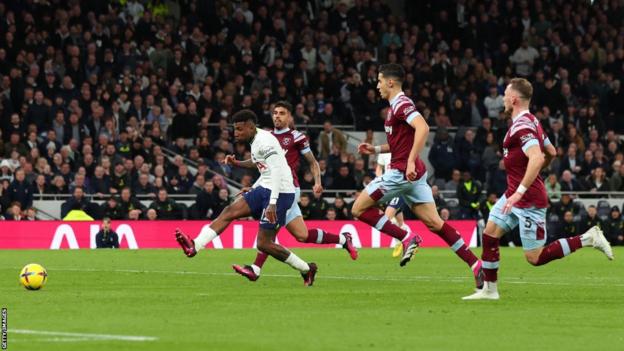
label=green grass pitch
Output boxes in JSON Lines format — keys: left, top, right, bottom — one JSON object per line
{"left": 1, "top": 247, "right": 622, "bottom": 350}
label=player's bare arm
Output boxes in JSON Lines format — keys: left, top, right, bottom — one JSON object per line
{"left": 303, "top": 151, "right": 323, "bottom": 194}
{"left": 503, "top": 145, "right": 544, "bottom": 214}
{"left": 542, "top": 143, "right": 557, "bottom": 170}
{"left": 224, "top": 155, "right": 255, "bottom": 168}
{"left": 406, "top": 115, "right": 429, "bottom": 181}
{"left": 358, "top": 143, "right": 389, "bottom": 155}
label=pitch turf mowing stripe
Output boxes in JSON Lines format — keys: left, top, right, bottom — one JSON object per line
{"left": 10, "top": 329, "right": 158, "bottom": 342}
{"left": 18, "top": 266, "right": 624, "bottom": 287}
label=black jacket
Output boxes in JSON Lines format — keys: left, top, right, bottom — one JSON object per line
{"left": 95, "top": 229, "right": 119, "bottom": 248}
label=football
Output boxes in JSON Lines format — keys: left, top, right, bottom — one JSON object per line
{"left": 19, "top": 263, "right": 48, "bottom": 290}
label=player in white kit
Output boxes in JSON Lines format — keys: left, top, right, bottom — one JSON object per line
{"left": 175, "top": 109, "right": 318, "bottom": 286}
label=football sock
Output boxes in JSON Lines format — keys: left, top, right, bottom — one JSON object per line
{"left": 358, "top": 208, "right": 409, "bottom": 241}
{"left": 253, "top": 251, "right": 269, "bottom": 269}
{"left": 250, "top": 264, "right": 261, "bottom": 275}
{"left": 535, "top": 236, "right": 582, "bottom": 266}
{"left": 305, "top": 229, "right": 343, "bottom": 244}
{"left": 435, "top": 222, "right": 479, "bottom": 267}
{"left": 194, "top": 227, "right": 218, "bottom": 251}
{"left": 482, "top": 234, "right": 500, "bottom": 282}
{"left": 285, "top": 252, "right": 310, "bottom": 273}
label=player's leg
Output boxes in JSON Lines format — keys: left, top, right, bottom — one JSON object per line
{"left": 517, "top": 208, "right": 613, "bottom": 266}
{"left": 410, "top": 201, "right": 483, "bottom": 287}
{"left": 352, "top": 173, "right": 417, "bottom": 244}
{"left": 463, "top": 195, "right": 516, "bottom": 300}
{"left": 256, "top": 228, "right": 317, "bottom": 286}
{"left": 175, "top": 195, "right": 252, "bottom": 257}
{"left": 387, "top": 198, "right": 411, "bottom": 257}
{"left": 286, "top": 216, "right": 358, "bottom": 259}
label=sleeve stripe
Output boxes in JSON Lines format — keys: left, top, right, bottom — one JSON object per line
{"left": 406, "top": 111, "right": 421, "bottom": 124}
{"left": 521, "top": 139, "right": 540, "bottom": 153}
{"left": 264, "top": 151, "right": 278, "bottom": 159}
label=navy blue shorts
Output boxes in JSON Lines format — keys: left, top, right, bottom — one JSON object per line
{"left": 242, "top": 186, "right": 295, "bottom": 230}
{"left": 388, "top": 196, "right": 405, "bottom": 213}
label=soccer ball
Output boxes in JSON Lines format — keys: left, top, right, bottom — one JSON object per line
{"left": 19, "top": 263, "right": 48, "bottom": 290}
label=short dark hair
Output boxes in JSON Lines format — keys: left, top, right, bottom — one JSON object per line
{"left": 379, "top": 63, "right": 405, "bottom": 82}
{"left": 232, "top": 109, "right": 258, "bottom": 124}
{"left": 274, "top": 100, "right": 293, "bottom": 114}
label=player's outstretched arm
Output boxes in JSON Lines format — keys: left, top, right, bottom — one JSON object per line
{"left": 224, "top": 154, "right": 255, "bottom": 168}
{"left": 303, "top": 151, "right": 323, "bottom": 193}
{"left": 406, "top": 115, "right": 429, "bottom": 180}
{"left": 358, "top": 143, "right": 389, "bottom": 154}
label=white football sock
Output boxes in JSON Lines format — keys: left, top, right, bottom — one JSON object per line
{"left": 251, "top": 264, "right": 261, "bottom": 275}
{"left": 194, "top": 227, "right": 218, "bottom": 251}
{"left": 580, "top": 232, "right": 593, "bottom": 247}
{"left": 285, "top": 253, "right": 310, "bottom": 273}
{"left": 338, "top": 234, "right": 346, "bottom": 245}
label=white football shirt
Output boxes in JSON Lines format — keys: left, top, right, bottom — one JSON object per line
{"left": 250, "top": 128, "right": 295, "bottom": 199}
{"left": 377, "top": 153, "right": 392, "bottom": 173}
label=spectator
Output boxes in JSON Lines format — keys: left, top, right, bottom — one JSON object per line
{"left": 483, "top": 85, "right": 504, "bottom": 119}
{"left": 4, "top": 202, "right": 23, "bottom": 221}
{"left": 509, "top": 40, "right": 539, "bottom": 77}
{"left": 560, "top": 210, "right": 579, "bottom": 239}
{"left": 479, "top": 192, "right": 498, "bottom": 221}
{"left": 298, "top": 193, "right": 318, "bottom": 220}
{"left": 428, "top": 127, "right": 456, "bottom": 181}
{"left": 61, "top": 187, "right": 95, "bottom": 219}
{"left": 101, "top": 196, "right": 124, "bottom": 220}
{"left": 118, "top": 187, "right": 145, "bottom": 219}
{"left": 318, "top": 120, "right": 347, "bottom": 159}
{"left": 606, "top": 207, "right": 624, "bottom": 246}
{"left": 149, "top": 188, "right": 183, "bottom": 220}
{"left": 550, "top": 194, "right": 581, "bottom": 218}
{"left": 95, "top": 218, "right": 119, "bottom": 249}
{"left": 559, "top": 170, "right": 583, "bottom": 192}
{"left": 146, "top": 208, "right": 158, "bottom": 220}
{"left": 332, "top": 197, "right": 349, "bottom": 220}
{"left": 580, "top": 205, "right": 604, "bottom": 233}
{"left": 325, "top": 207, "right": 337, "bottom": 221}
{"left": 587, "top": 167, "right": 610, "bottom": 194}
{"left": 457, "top": 171, "right": 482, "bottom": 219}
{"left": 7, "top": 168, "right": 33, "bottom": 209}
{"left": 332, "top": 165, "right": 356, "bottom": 190}
{"left": 310, "top": 192, "right": 330, "bottom": 220}
{"left": 431, "top": 185, "right": 447, "bottom": 213}
{"left": 445, "top": 169, "right": 461, "bottom": 192}
{"left": 211, "top": 188, "right": 230, "bottom": 219}
{"left": 545, "top": 173, "right": 562, "bottom": 201}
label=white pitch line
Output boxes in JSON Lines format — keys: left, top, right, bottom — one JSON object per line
{"left": 10, "top": 329, "right": 158, "bottom": 342}
{"left": 37, "top": 267, "right": 624, "bottom": 287}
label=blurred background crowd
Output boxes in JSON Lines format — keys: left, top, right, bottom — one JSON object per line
{"left": 0, "top": 0, "right": 623, "bottom": 245}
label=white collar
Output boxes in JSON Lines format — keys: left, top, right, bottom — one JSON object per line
{"left": 389, "top": 91, "right": 405, "bottom": 106}
{"left": 273, "top": 128, "right": 290, "bottom": 135}
{"left": 512, "top": 109, "right": 530, "bottom": 122}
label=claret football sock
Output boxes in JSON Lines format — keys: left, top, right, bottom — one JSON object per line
{"left": 435, "top": 222, "right": 479, "bottom": 267}
{"left": 535, "top": 236, "right": 582, "bottom": 266}
{"left": 305, "top": 228, "right": 342, "bottom": 244}
{"left": 358, "top": 208, "right": 409, "bottom": 241}
{"left": 482, "top": 234, "right": 500, "bottom": 282}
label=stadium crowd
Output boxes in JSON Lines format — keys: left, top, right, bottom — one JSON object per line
{"left": 0, "top": 0, "right": 623, "bottom": 245}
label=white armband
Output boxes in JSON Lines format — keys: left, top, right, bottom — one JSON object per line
{"left": 374, "top": 145, "right": 382, "bottom": 153}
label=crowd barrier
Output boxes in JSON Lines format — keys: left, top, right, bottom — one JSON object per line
{"left": 0, "top": 220, "right": 478, "bottom": 249}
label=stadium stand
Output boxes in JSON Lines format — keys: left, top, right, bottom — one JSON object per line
{"left": 0, "top": 0, "right": 623, "bottom": 245}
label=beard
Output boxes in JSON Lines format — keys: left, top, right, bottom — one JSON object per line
{"left": 503, "top": 105, "right": 513, "bottom": 119}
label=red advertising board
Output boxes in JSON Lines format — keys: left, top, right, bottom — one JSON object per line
{"left": 0, "top": 220, "right": 478, "bottom": 249}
